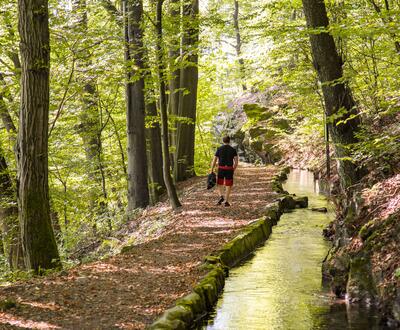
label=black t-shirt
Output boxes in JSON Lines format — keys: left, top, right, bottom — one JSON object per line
{"left": 215, "top": 145, "right": 237, "bottom": 167}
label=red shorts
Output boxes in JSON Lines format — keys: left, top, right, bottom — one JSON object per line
{"left": 217, "top": 166, "right": 234, "bottom": 186}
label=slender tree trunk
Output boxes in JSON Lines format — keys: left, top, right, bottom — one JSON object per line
{"left": 233, "top": 0, "right": 247, "bottom": 91}
{"left": 369, "top": 0, "right": 400, "bottom": 54}
{"left": 0, "top": 74, "right": 17, "bottom": 134}
{"left": 156, "top": 0, "right": 181, "bottom": 210}
{"left": 0, "top": 146, "right": 24, "bottom": 269}
{"left": 17, "top": 0, "right": 60, "bottom": 271}
{"left": 0, "top": 73, "right": 24, "bottom": 269}
{"left": 301, "top": 0, "right": 363, "bottom": 192}
{"left": 102, "top": 0, "right": 154, "bottom": 209}
{"left": 106, "top": 110, "right": 127, "bottom": 176}
{"left": 72, "top": 0, "right": 108, "bottom": 215}
{"left": 123, "top": 0, "right": 150, "bottom": 210}
{"left": 174, "top": 0, "right": 199, "bottom": 182}
{"left": 168, "top": 0, "right": 181, "bottom": 165}
{"left": 167, "top": 0, "right": 181, "bottom": 116}
{"left": 146, "top": 100, "right": 166, "bottom": 202}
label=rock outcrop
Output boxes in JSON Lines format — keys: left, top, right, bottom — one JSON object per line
{"left": 212, "top": 88, "right": 292, "bottom": 164}
{"left": 323, "top": 174, "right": 400, "bottom": 328}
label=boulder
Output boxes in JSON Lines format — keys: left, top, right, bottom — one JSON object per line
{"left": 294, "top": 196, "right": 308, "bottom": 208}
{"left": 280, "top": 196, "right": 296, "bottom": 210}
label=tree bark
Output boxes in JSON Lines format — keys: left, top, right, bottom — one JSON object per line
{"left": 174, "top": 0, "right": 199, "bottom": 182}
{"left": 0, "top": 74, "right": 17, "bottom": 134}
{"left": 0, "top": 73, "right": 24, "bottom": 269}
{"left": 168, "top": 0, "right": 181, "bottom": 165}
{"left": 123, "top": 0, "right": 150, "bottom": 210}
{"left": 301, "top": 0, "right": 363, "bottom": 192}
{"left": 156, "top": 0, "right": 182, "bottom": 210}
{"left": 233, "top": 0, "right": 247, "bottom": 91}
{"left": 0, "top": 146, "right": 24, "bottom": 269}
{"left": 17, "top": 0, "right": 61, "bottom": 271}
{"left": 146, "top": 100, "right": 166, "bottom": 202}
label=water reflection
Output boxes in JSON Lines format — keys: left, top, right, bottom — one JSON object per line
{"left": 202, "top": 169, "right": 382, "bottom": 330}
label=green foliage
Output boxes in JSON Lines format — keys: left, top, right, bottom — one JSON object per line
{"left": 0, "top": 0, "right": 399, "bottom": 274}
{"left": 194, "top": 58, "right": 227, "bottom": 175}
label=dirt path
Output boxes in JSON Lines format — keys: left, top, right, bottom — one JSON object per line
{"left": 0, "top": 164, "right": 277, "bottom": 329}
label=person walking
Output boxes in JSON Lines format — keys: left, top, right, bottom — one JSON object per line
{"left": 210, "top": 136, "right": 238, "bottom": 207}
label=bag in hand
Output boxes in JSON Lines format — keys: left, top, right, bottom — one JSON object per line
{"left": 207, "top": 172, "right": 216, "bottom": 190}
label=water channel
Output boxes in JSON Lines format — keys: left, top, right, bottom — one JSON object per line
{"left": 202, "top": 169, "right": 382, "bottom": 330}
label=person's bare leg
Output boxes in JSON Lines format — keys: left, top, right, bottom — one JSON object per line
{"left": 218, "top": 184, "right": 224, "bottom": 198}
{"left": 225, "top": 185, "right": 232, "bottom": 203}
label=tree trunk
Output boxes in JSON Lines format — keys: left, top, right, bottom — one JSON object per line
{"left": 17, "top": 0, "right": 61, "bottom": 271}
{"left": 369, "top": 0, "right": 400, "bottom": 54}
{"left": 233, "top": 0, "right": 247, "bottom": 91}
{"left": 0, "top": 146, "right": 24, "bottom": 269}
{"left": 146, "top": 100, "right": 166, "bottom": 202}
{"left": 174, "top": 0, "right": 199, "bottom": 182}
{"left": 168, "top": 0, "right": 181, "bottom": 117}
{"left": 301, "top": 0, "right": 363, "bottom": 192}
{"left": 0, "top": 74, "right": 17, "bottom": 134}
{"left": 123, "top": 0, "right": 150, "bottom": 210}
{"left": 168, "top": 0, "right": 181, "bottom": 165}
{"left": 156, "top": 0, "right": 182, "bottom": 210}
{"left": 0, "top": 73, "right": 24, "bottom": 269}
{"left": 72, "top": 0, "right": 108, "bottom": 215}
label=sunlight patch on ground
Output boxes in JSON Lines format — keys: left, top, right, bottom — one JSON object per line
{"left": 82, "top": 262, "right": 140, "bottom": 275}
{"left": 146, "top": 264, "right": 195, "bottom": 275}
{"left": 183, "top": 209, "right": 209, "bottom": 216}
{"left": 0, "top": 312, "right": 61, "bottom": 329}
{"left": 20, "top": 301, "right": 61, "bottom": 311}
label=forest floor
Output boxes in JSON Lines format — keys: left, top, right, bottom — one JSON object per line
{"left": 0, "top": 164, "right": 278, "bottom": 329}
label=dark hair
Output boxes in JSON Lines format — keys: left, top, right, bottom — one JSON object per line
{"left": 222, "top": 136, "right": 231, "bottom": 144}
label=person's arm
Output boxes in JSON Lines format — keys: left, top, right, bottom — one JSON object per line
{"left": 210, "top": 156, "right": 218, "bottom": 173}
{"left": 233, "top": 155, "right": 239, "bottom": 171}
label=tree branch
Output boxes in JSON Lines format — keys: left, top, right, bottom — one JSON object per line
{"left": 49, "top": 59, "right": 76, "bottom": 138}
{"left": 100, "top": 0, "right": 123, "bottom": 26}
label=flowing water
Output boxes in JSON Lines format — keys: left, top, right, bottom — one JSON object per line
{"left": 202, "top": 169, "right": 382, "bottom": 330}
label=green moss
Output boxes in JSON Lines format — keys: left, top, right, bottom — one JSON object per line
{"left": 249, "top": 139, "right": 263, "bottom": 152}
{"left": 264, "top": 203, "right": 281, "bottom": 223}
{"left": 359, "top": 220, "right": 376, "bottom": 241}
{"left": 203, "top": 255, "right": 221, "bottom": 265}
{"left": 347, "top": 254, "right": 377, "bottom": 302}
{"left": 165, "top": 305, "right": 193, "bottom": 323}
{"left": 273, "top": 118, "right": 290, "bottom": 131}
{"left": 365, "top": 232, "right": 379, "bottom": 246}
{"left": 271, "top": 181, "right": 284, "bottom": 193}
{"left": 248, "top": 127, "right": 269, "bottom": 138}
{"left": 176, "top": 292, "right": 206, "bottom": 316}
{"left": 196, "top": 282, "right": 217, "bottom": 308}
{"left": 149, "top": 317, "right": 187, "bottom": 329}
{"left": 243, "top": 104, "right": 273, "bottom": 121}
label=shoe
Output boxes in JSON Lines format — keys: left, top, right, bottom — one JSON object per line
{"left": 224, "top": 202, "right": 231, "bottom": 207}
{"left": 217, "top": 196, "right": 224, "bottom": 205}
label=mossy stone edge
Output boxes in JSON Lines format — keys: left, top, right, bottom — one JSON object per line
{"left": 148, "top": 167, "right": 290, "bottom": 329}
